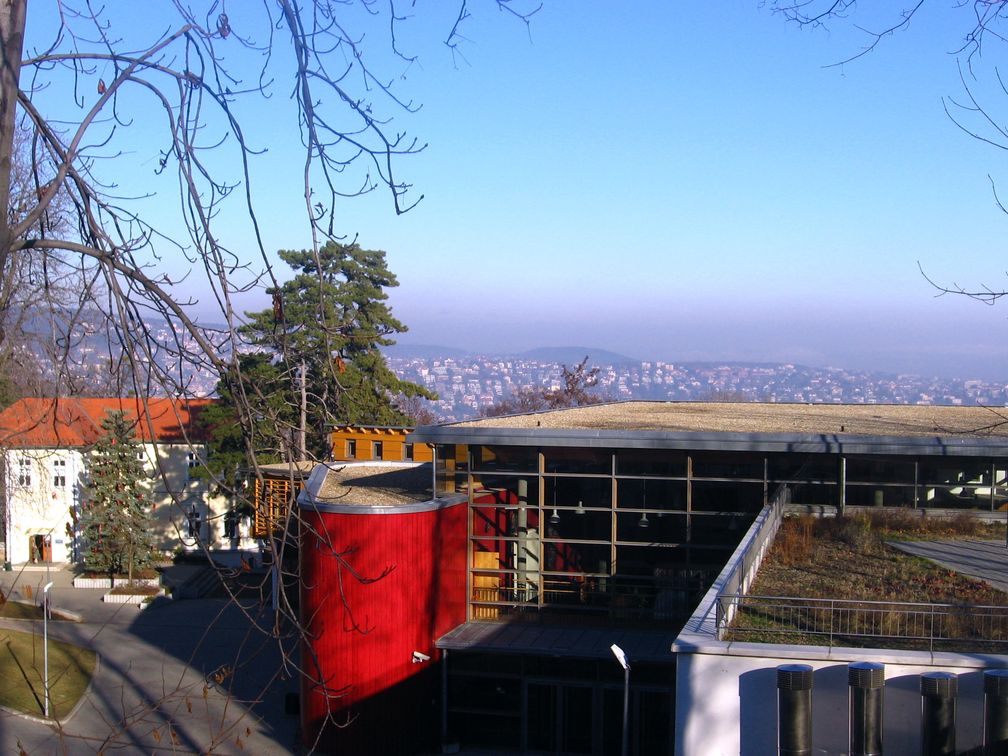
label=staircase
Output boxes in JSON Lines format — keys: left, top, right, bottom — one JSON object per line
{"left": 173, "top": 566, "right": 224, "bottom": 600}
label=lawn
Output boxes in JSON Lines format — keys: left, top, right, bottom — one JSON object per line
{"left": 727, "top": 509, "right": 1008, "bottom": 649}
{"left": 0, "top": 590, "right": 76, "bottom": 621}
{"left": 0, "top": 600, "right": 46, "bottom": 620}
{"left": 0, "top": 629, "right": 96, "bottom": 719}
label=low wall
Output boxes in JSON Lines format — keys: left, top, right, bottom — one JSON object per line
{"left": 73, "top": 576, "right": 161, "bottom": 589}
{"left": 675, "top": 644, "right": 1003, "bottom": 755}
{"left": 675, "top": 492, "right": 1008, "bottom": 755}
{"left": 102, "top": 589, "right": 164, "bottom": 607}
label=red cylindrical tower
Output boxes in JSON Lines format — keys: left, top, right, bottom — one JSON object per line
{"left": 299, "top": 471, "right": 467, "bottom": 755}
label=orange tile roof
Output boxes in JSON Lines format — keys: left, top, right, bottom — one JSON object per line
{"left": 0, "top": 397, "right": 216, "bottom": 448}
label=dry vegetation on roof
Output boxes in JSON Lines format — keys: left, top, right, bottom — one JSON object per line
{"left": 728, "top": 512, "right": 1008, "bottom": 650}
{"left": 455, "top": 401, "right": 1008, "bottom": 437}
{"left": 754, "top": 512, "right": 1007, "bottom": 604}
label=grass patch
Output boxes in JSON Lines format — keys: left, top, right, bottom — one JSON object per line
{"left": 753, "top": 512, "right": 1008, "bottom": 604}
{"left": 0, "top": 590, "right": 75, "bottom": 621}
{"left": 727, "top": 511, "right": 1008, "bottom": 649}
{"left": 0, "top": 600, "right": 46, "bottom": 620}
{"left": 0, "top": 629, "right": 96, "bottom": 719}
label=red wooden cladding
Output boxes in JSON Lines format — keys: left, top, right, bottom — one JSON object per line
{"left": 300, "top": 500, "right": 468, "bottom": 754}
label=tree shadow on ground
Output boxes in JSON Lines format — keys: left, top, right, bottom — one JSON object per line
{"left": 124, "top": 589, "right": 300, "bottom": 751}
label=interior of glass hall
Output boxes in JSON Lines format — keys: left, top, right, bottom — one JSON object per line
{"left": 434, "top": 444, "right": 1008, "bottom": 628}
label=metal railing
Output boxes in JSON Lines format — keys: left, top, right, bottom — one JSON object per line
{"left": 470, "top": 570, "right": 716, "bottom": 623}
{"left": 718, "top": 594, "right": 1008, "bottom": 651}
{"left": 712, "top": 484, "right": 790, "bottom": 632}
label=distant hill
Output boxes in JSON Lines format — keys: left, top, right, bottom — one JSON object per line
{"left": 517, "top": 346, "right": 639, "bottom": 366}
{"left": 383, "top": 343, "right": 640, "bottom": 365}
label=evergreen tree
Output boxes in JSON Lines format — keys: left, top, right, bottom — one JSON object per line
{"left": 237, "top": 241, "right": 434, "bottom": 459}
{"left": 81, "top": 411, "right": 155, "bottom": 582}
{"left": 196, "top": 353, "right": 291, "bottom": 491}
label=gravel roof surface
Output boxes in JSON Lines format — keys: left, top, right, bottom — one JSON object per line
{"left": 450, "top": 401, "right": 1008, "bottom": 437}
{"left": 258, "top": 461, "right": 316, "bottom": 476}
{"left": 315, "top": 463, "right": 433, "bottom": 505}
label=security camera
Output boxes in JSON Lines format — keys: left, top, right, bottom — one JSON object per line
{"left": 412, "top": 651, "right": 431, "bottom": 664}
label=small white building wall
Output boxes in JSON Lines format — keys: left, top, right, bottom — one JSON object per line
{"left": 4, "top": 447, "right": 84, "bottom": 564}
{"left": 675, "top": 646, "right": 998, "bottom": 755}
{"left": 5, "top": 443, "right": 256, "bottom": 564}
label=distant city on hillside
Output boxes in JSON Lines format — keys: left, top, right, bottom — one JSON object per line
{"left": 385, "top": 344, "right": 1008, "bottom": 423}
{"left": 68, "top": 321, "right": 1008, "bottom": 423}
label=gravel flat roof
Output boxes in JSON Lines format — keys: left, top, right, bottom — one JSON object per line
{"left": 447, "top": 401, "right": 1008, "bottom": 438}
{"left": 313, "top": 463, "right": 433, "bottom": 506}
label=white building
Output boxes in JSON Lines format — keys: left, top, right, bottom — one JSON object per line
{"left": 0, "top": 397, "right": 255, "bottom": 566}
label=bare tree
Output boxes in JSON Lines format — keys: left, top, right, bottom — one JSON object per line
{"left": 768, "top": 1, "right": 1008, "bottom": 300}
{"left": 0, "top": 1, "right": 539, "bottom": 751}
{"left": 481, "top": 356, "right": 603, "bottom": 416}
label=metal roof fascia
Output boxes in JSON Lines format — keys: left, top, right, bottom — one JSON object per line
{"left": 298, "top": 493, "right": 467, "bottom": 516}
{"left": 409, "top": 426, "right": 1008, "bottom": 457}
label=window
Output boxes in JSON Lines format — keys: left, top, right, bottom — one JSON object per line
{"left": 404, "top": 442, "right": 414, "bottom": 461}
{"left": 346, "top": 439, "right": 357, "bottom": 458}
{"left": 136, "top": 450, "right": 145, "bottom": 461}
{"left": 372, "top": 441, "right": 384, "bottom": 459}
{"left": 186, "top": 450, "right": 202, "bottom": 482}
{"left": 186, "top": 506, "right": 202, "bottom": 538}
{"left": 224, "top": 510, "right": 238, "bottom": 539}
{"left": 17, "top": 457, "right": 31, "bottom": 487}
{"left": 53, "top": 458, "right": 66, "bottom": 487}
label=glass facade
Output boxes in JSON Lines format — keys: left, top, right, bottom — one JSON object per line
{"left": 435, "top": 444, "right": 1008, "bottom": 627}
{"left": 457, "top": 447, "right": 769, "bottom": 627}
{"left": 432, "top": 440, "right": 1008, "bottom": 754}
{"left": 445, "top": 652, "right": 674, "bottom": 756}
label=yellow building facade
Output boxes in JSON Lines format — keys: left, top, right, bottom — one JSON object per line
{"left": 331, "top": 425, "right": 433, "bottom": 463}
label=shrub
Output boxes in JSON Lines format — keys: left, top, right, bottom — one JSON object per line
{"left": 773, "top": 516, "right": 813, "bottom": 565}
{"left": 822, "top": 515, "right": 874, "bottom": 550}
{"left": 864, "top": 507, "right": 920, "bottom": 535}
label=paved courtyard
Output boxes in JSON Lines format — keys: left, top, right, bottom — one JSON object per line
{"left": 889, "top": 538, "right": 1008, "bottom": 594}
{"left": 0, "top": 566, "right": 300, "bottom": 755}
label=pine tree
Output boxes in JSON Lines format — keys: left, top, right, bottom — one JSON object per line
{"left": 81, "top": 411, "right": 155, "bottom": 583}
{"left": 237, "top": 241, "right": 434, "bottom": 460}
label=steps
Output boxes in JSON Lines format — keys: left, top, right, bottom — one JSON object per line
{"left": 173, "top": 566, "right": 224, "bottom": 600}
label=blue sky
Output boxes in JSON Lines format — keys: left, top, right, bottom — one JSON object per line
{"left": 24, "top": 3, "right": 1008, "bottom": 380}
{"left": 378, "top": 3, "right": 1008, "bottom": 380}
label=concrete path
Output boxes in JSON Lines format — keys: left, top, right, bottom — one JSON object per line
{"left": 0, "top": 566, "right": 300, "bottom": 755}
{"left": 889, "top": 539, "right": 1008, "bottom": 594}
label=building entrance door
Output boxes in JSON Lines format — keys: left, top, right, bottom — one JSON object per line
{"left": 525, "top": 681, "right": 595, "bottom": 755}
{"left": 524, "top": 678, "right": 674, "bottom": 756}
{"left": 29, "top": 534, "right": 52, "bottom": 563}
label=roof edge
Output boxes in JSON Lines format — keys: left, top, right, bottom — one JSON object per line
{"left": 409, "top": 426, "right": 1008, "bottom": 456}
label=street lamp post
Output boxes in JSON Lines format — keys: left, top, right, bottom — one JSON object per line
{"left": 611, "top": 643, "right": 630, "bottom": 756}
{"left": 42, "top": 580, "right": 53, "bottom": 718}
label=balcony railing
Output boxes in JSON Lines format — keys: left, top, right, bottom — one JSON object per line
{"left": 470, "top": 571, "right": 716, "bottom": 625}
